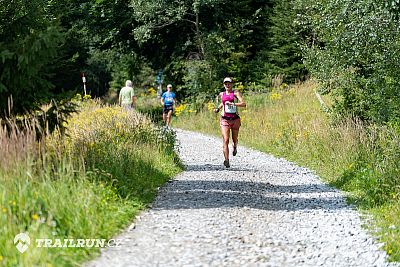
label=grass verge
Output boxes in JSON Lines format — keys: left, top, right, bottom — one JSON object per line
{"left": 0, "top": 99, "right": 182, "bottom": 266}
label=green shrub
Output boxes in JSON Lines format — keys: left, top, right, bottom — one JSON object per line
{"left": 296, "top": 0, "right": 400, "bottom": 123}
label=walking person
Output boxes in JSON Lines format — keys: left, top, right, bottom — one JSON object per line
{"left": 119, "top": 80, "right": 136, "bottom": 110}
{"left": 214, "top": 77, "right": 246, "bottom": 168}
{"left": 161, "top": 84, "right": 177, "bottom": 127}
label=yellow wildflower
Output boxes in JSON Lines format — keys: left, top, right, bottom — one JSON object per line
{"left": 235, "top": 82, "right": 245, "bottom": 91}
{"left": 175, "top": 104, "right": 187, "bottom": 117}
{"left": 270, "top": 92, "right": 282, "bottom": 101}
{"left": 83, "top": 94, "right": 92, "bottom": 101}
{"left": 32, "top": 214, "right": 39, "bottom": 220}
{"left": 207, "top": 102, "right": 215, "bottom": 111}
{"left": 147, "top": 87, "right": 157, "bottom": 96}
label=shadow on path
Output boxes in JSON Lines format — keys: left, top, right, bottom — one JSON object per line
{"left": 155, "top": 178, "right": 347, "bottom": 212}
{"left": 185, "top": 163, "right": 255, "bottom": 172}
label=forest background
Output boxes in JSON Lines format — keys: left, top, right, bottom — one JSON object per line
{"left": 1, "top": 0, "right": 400, "bottom": 265}
{"left": 2, "top": 0, "right": 400, "bottom": 123}
{"left": 3, "top": 0, "right": 400, "bottom": 123}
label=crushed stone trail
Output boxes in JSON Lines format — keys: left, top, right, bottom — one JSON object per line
{"left": 85, "top": 129, "right": 396, "bottom": 267}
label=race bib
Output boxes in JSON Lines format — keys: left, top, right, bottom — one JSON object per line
{"left": 165, "top": 97, "right": 174, "bottom": 105}
{"left": 224, "top": 103, "right": 237, "bottom": 114}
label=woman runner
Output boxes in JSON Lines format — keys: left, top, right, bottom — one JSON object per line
{"left": 214, "top": 77, "right": 246, "bottom": 168}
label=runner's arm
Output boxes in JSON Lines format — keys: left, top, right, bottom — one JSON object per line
{"left": 214, "top": 93, "right": 223, "bottom": 112}
{"left": 234, "top": 91, "right": 246, "bottom": 108}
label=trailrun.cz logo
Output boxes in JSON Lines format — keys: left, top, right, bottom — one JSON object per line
{"left": 14, "top": 233, "right": 122, "bottom": 253}
{"left": 14, "top": 233, "right": 30, "bottom": 253}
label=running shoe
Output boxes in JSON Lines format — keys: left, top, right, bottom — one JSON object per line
{"left": 233, "top": 146, "right": 237, "bottom": 156}
{"left": 223, "top": 160, "right": 230, "bottom": 168}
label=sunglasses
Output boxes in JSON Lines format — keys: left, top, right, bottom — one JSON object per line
{"left": 223, "top": 81, "right": 232, "bottom": 84}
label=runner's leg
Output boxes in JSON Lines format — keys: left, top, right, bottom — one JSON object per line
{"left": 232, "top": 129, "right": 239, "bottom": 148}
{"left": 162, "top": 108, "right": 167, "bottom": 126}
{"left": 167, "top": 109, "right": 173, "bottom": 126}
{"left": 221, "top": 126, "right": 230, "bottom": 162}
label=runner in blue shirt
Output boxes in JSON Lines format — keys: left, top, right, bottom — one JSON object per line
{"left": 161, "top": 84, "right": 176, "bottom": 127}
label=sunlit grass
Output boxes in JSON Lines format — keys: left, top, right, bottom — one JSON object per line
{"left": 371, "top": 204, "right": 400, "bottom": 260}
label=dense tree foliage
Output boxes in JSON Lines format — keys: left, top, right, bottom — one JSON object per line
{"left": 5, "top": 0, "right": 400, "bottom": 124}
{"left": 265, "top": 0, "right": 306, "bottom": 82}
{"left": 0, "top": 0, "right": 64, "bottom": 116}
{"left": 296, "top": 0, "right": 400, "bottom": 123}
{"left": 1, "top": 0, "right": 307, "bottom": 117}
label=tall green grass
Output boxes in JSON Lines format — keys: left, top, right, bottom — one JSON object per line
{"left": 174, "top": 80, "right": 400, "bottom": 262}
{"left": 136, "top": 95, "right": 164, "bottom": 125}
{"left": 0, "top": 100, "right": 182, "bottom": 266}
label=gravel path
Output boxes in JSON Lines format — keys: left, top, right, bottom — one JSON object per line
{"left": 86, "top": 129, "right": 397, "bottom": 267}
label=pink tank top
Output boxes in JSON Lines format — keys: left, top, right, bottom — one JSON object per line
{"left": 221, "top": 91, "right": 239, "bottom": 119}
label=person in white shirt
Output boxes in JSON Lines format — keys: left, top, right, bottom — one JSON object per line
{"left": 119, "top": 80, "right": 136, "bottom": 110}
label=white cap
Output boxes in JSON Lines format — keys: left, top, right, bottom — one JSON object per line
{"left": 223, "top": 77, "right": 233, "bottom": 83}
